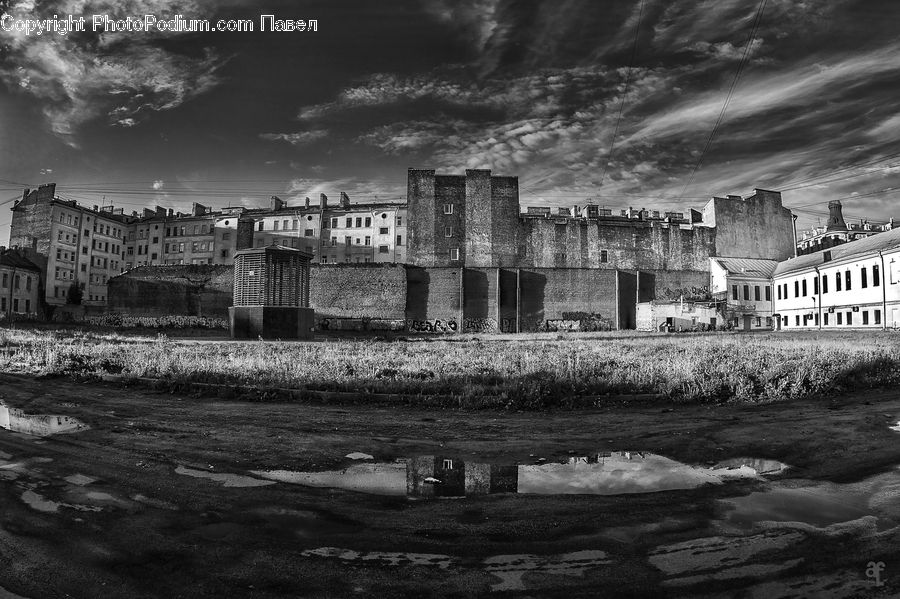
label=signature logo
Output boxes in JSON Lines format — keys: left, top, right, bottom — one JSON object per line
{"left": 866, "top": 561, "right": 886, "bottom": 587}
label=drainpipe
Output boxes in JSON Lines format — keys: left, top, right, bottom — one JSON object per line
{"left": 879, "top": 250, "right": 887, "bottom": 330}
{"left": 814, "top": 266, "right": 822, "bottom": 330}
{"left": 7, "top": 266, "right": 16, "bottom": 321}
{"left": 791, "top": 214, "right": 798, "bottom": 258}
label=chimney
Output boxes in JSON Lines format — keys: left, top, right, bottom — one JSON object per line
{"left": 22, "top": 189, "right": 29, "bottom": 203}
{"left": 305, "top": 197, "right": 310, "bottom": 209}
{"left": 93, "top": 205, "right": 98, "bottom": 212}
{"left": 320, "top": 193, "right": 328, "bottom": 210}
{"left": 826, "top": 200, "right": 848, "bottom": 232}
{"left": 168, "top": 208, "right": 174, "bottom": 217}
{"left": 192, "top": 202, "right": 207, "bottom": 216}
{"left": 270, "top": 195, "right": 284, "bottom": 211}
{"left": 340, "top": 192, "right": 350, "bottom": 209}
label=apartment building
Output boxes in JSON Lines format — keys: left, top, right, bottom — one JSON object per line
{"left": 10, "top": 183, "right": 408, "bottom": 308}
{"left": 773, "top": 225, "right": 900, "bottom": 329}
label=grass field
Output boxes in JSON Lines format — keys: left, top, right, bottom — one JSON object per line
{"left": 1, "top": 327, "right": 898, "bottom": 408}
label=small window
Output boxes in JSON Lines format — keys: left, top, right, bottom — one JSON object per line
{"left": 444, "top": 226, "right": 454, "bottom": 237}
{"left": 845, "top": 270, "right": 852, "bottom": 290}
{"left": 364, "top": 236, "right": 371, "bottom": 246}
{"left": 396, "top": 216, "right": 403, "bottom": 226}
{"left": 743, "top": 285, "right": 750, "bottom": 301}
{"left": 331, "top": 218, "right": 338, "bottom": 228}
{"left": 304, "top": 229, "right": 313, "bottom": 237}
{"left": 732, "top": 285, "right": 738, "bottom": 301}
{"left": 600, "top": 249, "right": 608, "bottom": 264}
{"left": 449, "top": 248, "right": 460, "bottom": 261}
{"left": 378, "top": 245, "right": 389, "bottom": 254}
{"left": 794, "top": 281, "right": 799, "bottom": 297}
{"left": 874, "top": 264, "right": 881, "bottom": 287}
{"left": 837, "top": 312, "right": 843, "bottom": 325}
{"left": 846, "top": 311, "right": 853, "bottom": 325}
{"left": 813, "top": 277, "right": 819, "bottom": 294}
{"left": 836, "top": 272, "right": 841, "bottom": 291}
{"left": 801, "top": 279, "right": 807, "bottom": 297}
{"left": 765, "top": 286, "right": 771, "bottom": 301}
{"left": 356, "top": 217, "right": 362, "bottom": 227}
{"left": 396, "top": 235, "right": 403, "bottom": 246}
{"left": 330, "top": 237, "right": 337, "bottom": 246}
{"left": 379, "top": 227, "right": 389, "bottom": 235}
{"left": 875, "top": 309, "right": 882, "bottom": 324}
{"left": 443, "top": 204, "right": 454, "bottom": 215}
{"left": 346, "top": 218, "right": 352, "bottom": 227}
{"left": 863, "top": 311, "right": 869, "bottom": 325}
{"left": 754, "top": 286, "right": 760, "bottom": 301}
{"left": 822, "top": 275, "right": 828, "bottom": 294}
{"left": 777, "top": 285, "right": 781, "bottom": 300}
{"left": 861, "top": 267, "right": 868, "bottom": 288}
{"left": 365, "top": 217, "right": 371, "bottom": 227}
{"left": 258, "top": 222, "right": 264, "bottom": 231}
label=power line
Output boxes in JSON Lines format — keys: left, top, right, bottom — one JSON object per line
{"left": 598, "top": 0, "right": 645, "bottom": 189}
{"left": 677, "top": 0, "right": 768, "bottom": 200}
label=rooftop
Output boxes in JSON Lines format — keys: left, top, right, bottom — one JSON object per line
{"left": 775, "top": 225, "right": 900, "bottom": 277}
{"left": 713, "top": 257, "right": 779, "bottom": 278}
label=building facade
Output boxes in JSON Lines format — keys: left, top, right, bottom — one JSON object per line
{"left": 796, "top": 200, "right": 893, "bottom": 256}
{"left": 773, "top": 226, "right": 900, "bottom": 329}
{"left": 0, "top": 248, "right": 42, "bottom": 318}
{"left": 709, "top": 257, "right": 777, "bottom": 330}
{"left": 10, "top": 184, "right": 407, "bottom": 308}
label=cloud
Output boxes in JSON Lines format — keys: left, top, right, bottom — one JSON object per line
{"left": 152, "top": 179, "right": 164, "bottom": 190}
{"left": 0, "top": 0, "right": 227, "bottom": 143}
{"left": 259, "top": 130, "right": 329, "bottom": 146}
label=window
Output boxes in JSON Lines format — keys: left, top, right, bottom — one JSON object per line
{"left": 258, "top": 222, "right": 264, "bottom": 231}
{"left": 331, "top": 218, "right": 338, "bottom": 228}
{"left": 822, "top": 275, "right": 828, "bottom": 293}
{"left": 304, "top": 229, "right": 314, "bottom": 237}
{"left": 756, "top": 317, "right": 762, "bottom": 327}
{"left": 364, "top": 236, "right": 371, "bottom": 246}
{"left": 221, "top": 250, "right": 229, "bottom": 258}
{"left": 152, "top": 236, "right": 158, "bottom": 244}
{"left": 836, "top": 272, "right": 841, "bottom": 291}
{"left": 346, "top": 218, "right": 352, "bottom": 227}
{"left": 837, "top": 312, "right": 842, "bottom": 325}
{"left": 282, "top": 220, "right": 288, "bottom": 230}
{"left": 396, "top": 216, "right": 403, "bottom": 226}
{"left": 396, "top": 235, "right": 403, "bottom": 246}
{"left": 845, "top": 270, "right": 851, "bottom": 290}
{"left": 795, "top": 315, "right": 800, "bottom": 326}
{"left": 365, "top": 217, "right": 371, "bottom": 227}
{"left": 355, "top": 217, "right": 362, "bottom": 227}
{"left": 449, "top": 248, "right": 460, "bottom": 261}
{"left": 862, "top": 267, "right": 868, "bottom": 288}
{"left": 292, "top": 220, "right": 298, "bottom": 230}
{"left": 379, "top": 227, "right": 389, "bottom": 235}
{"left": 801, "top": 279, "right": 807, "bottom": 297}
{"left": 193, "top": 225, "right": 200, "bottom": 235}
{"left": 874, "top": 264, "right": 881, "bottom": 286}
{"left": 443, "top": 204, "right": 454, "bottom": 215}
{"left": 331, "top": 237, "right": 337, "bottom": 246}
{"left": 732, "top": 285, "right": 738, "bottom": 301}
{"left": 25, "top": 277, "right": 31, "bottom": 291}
{"left": 765, "top": 286, "right": 771, "bottom": 301}
{"left": 273, "top": 221, "right": 279, "bottom": 231}
{"left": 378, "top": 245, "right": 389, "bottom": 254}
{"left": 813, "top": 277, "right": 819, "bottom": 294}
{"left": 13, "top": 275, "right": 20, "bottom": 290}
{"left": 600, "top": 250, "right": 608, "bottom": 264}
{"left": 445, "top": 226, "right": 454, "bottom": 237}
{"left": 345, "top": 236, "right": 351, "bottom": 246}
{"left": 794, "top": 281, "right": 799, "bottom": 297}
{"left": 846, "top": 311, "right": 853, "bottom": 325}
{"left": 754, "top": 286, "right": 760, "bottom": 301}
{"left": 863, "top": 311, "right": 869, "bottom": 325}
{"left": 824, "top": 313, "right": 829, "bottom": 325}
{"left": 875, "top": 309, "right": 882, "bottom": 324}
{"left": 744, "top": 285, "right": 750, "bottom": 301}
{"left": 777, "top": 285, "right": 781, "bottom": 300}
{"left": 222, "top": 232, "right": 231, "bottom": 240}
{"left": 13, "top": 299, "right": 18, "bottom": 313}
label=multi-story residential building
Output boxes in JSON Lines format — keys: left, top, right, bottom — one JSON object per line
{"left": 709, "top": 257, "right": 777, "bottom": 330}
{"left": 0, "top": 248, "right": 42, "bottom": 317}
{"left": 773, "top": 226, "right": 900, "bottom": 329}
{"left": 10, "top": 183, "right": 408, "bottom": 308}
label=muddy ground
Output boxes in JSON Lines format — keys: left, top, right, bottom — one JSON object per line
{"left": 0, "top": 372, "right": 898, "bottom": 598}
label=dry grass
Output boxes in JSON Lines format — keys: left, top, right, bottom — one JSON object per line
{"left": 1, "top": 327, "right": 898, "bottom": 409}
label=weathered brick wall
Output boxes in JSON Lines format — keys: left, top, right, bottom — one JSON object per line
{"left": 310, "top": 264, "right": 407, "bottom": 319}
{"left": 465, "top": 170, "right": 492, "bottom": 266}
{"left": 10, "top": 186, "right": 55, "bottom": 256}
{"left": 406, "top": 266, "right": 462, "bottom": 330}
{"left": 490, "top": 177, "right": 522, "bottom": 267}
{"left": 407, "top": 169, "right": 437, "bottom": 266}
{"left": 463, "top": 267, "right": 499, "bottom": 332}
{"left": 524, "top": 219, "right": 716, "bottom": 270}
{"left": 108, "top": 265, "right": 234, "bottom": 318}
{"left": 519, "top": 268, "right": 618, "bottom": 331}
{"left": 643, "top": 269, "right": 710, "bottom": 300}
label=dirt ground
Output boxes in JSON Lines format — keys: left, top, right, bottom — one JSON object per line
{"left": 0, "top": 372, "right": 898, "bottom": 598}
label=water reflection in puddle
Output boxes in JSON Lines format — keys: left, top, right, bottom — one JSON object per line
{"left": 0, "top": 405, "right": 87, "bottom": 437}
{"left": 252, "top": 453, "right": 789, "bottom": 497}
{"left": 721, "top": 467, "right": 900, "bottom": 531}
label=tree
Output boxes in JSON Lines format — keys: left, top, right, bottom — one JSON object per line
{"left": 66, "top": 282, "right": 83, "bottom": 305}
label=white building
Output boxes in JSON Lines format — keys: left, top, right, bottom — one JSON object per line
{"left": 709, "top": 257, "right": 778, "bottom": 330}
{"left": 773, "top": 226, "right": 900, "bottom": 329}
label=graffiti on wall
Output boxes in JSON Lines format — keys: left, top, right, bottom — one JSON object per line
{"left": 659, "top": 286, "right": 712, "bottom": 301}
{"left": 543, "top": 312, "right": 613, "bottom": 332}
{"left": 318, "top": 317, "right": 406, "bottom": 332}
{"left": 463, "top": 318, "right": 498, "bottom": 333}
{"left": 408, "top": 319, "right": 459, "bottom": 333}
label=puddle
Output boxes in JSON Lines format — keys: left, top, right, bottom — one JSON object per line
{"left": 175, "top": 465, "right": 275, "bottom": 488}
{"left": 890, "top": 421, "right": 900, "bottom": 433}
{"left": 64, "top": 474, "right": 97, "bottom": 486}
{"left": 346, "top": 452, "right": 374, "bottom": 460}
{"left": 252, "top": 452, "right": 788, "bottom": 497}
{"left": 0, "top": 405, "right": 88, "bottom": 437}
{"left": 19, "top": 488, "right": 103, "bottom": 514}
{"left": 720, "top": 468, "right": 900, "bottom": 531}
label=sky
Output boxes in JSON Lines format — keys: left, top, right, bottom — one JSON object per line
{"left": 2, "top": 0, "right": 900, "bottom": 241}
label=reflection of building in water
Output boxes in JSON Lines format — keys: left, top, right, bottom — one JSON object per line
{"left": 0, "top": 405, "right": 85, "bottom": 436}
{"left": 406, "top": 456, "right": 518, "bottom": 497}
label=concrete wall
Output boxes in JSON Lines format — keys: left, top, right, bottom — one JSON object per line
{"left": 519, "top": 268, "right": 618, "bottom": 332}
{"left": 310, "top": 264, "right": 407, "bottom": 319}
{"left": 108, "top": 265, "right": 233, "bottom": 318}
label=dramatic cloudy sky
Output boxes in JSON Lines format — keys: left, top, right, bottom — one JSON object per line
{"left": 2, "top": 0, "right": 900, "bottom": 239}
